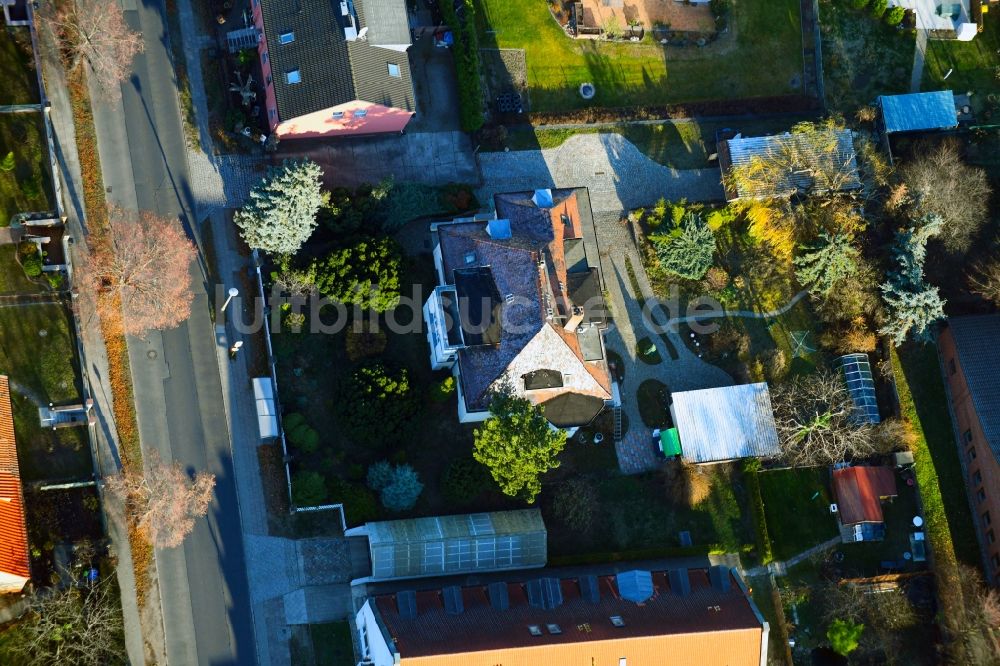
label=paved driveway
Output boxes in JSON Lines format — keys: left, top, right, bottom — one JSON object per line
{"left": 478, "top": 133, "right": 725, "bottom": 213}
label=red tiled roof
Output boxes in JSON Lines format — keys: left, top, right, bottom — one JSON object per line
{"left": 0, "top": 376, "right": 30, "bottom": 590}
{"left": 833, "top": 466, "right": 897, "bottom": 525}
{"left": 374, "top": 567, "right": 763, "bottom": 665}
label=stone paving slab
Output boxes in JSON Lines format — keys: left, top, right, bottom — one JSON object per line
{"left": 477, "top": 133, "right": 726, "bottom": 213}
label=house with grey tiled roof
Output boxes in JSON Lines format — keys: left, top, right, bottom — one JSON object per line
{"left": 422, "top": 188, "right": 613, "bottom": 428}
{"left": 250, "top": 0, "right": 415, "bottom": 140}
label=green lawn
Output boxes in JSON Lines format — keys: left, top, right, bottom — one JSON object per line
{"left": 0, "top": 244, "right": 45, "bottom": 295}
{"left": 0, "top": 27, "right": 39, "bottom": 106}
{"left": 819, "top": 0, "right": 915, "bottom": 113}
{"left": 476, "top": 0, "right": 803, "bottom": 112}
{"left": 758, "top": 467, "right": 839, "bottom": 560}
{"left": 923, "top": 13, "right": 1000, "bottom": 112}
{"left": 0, "top": 114, "right": 54, "bottom": 225}
{"left": 0, "top": 302, "right": 90, "bottom": 482}
{"left": 502, "top": 116, "right": 811, "bottom": 169}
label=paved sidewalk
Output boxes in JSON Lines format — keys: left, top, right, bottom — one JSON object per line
{"left": 478, "top": 134, "right": 725, "bottom": 213}
{"left": 593, "top": 212, "right": 733, "bottom": 474}
{"left": 745, "top": 536, "right": 843, "bottom": 577}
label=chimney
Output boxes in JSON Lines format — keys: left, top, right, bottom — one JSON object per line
{"left": 668, "top": 569, "right": 691, "bottom": 598}
{"left": 565, "top": 306, "right": 585, "bottom": 333}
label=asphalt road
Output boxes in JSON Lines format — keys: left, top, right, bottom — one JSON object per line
{"left": 94, "top": 0, "right": 256, "bottom": 663}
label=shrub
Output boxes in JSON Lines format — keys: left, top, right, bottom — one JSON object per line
{"left": 288, "top": 424, "right": 320, "bottom": 453}
{"left": 338, "top": 363, "right": 416, "bottom": 447}
{"left": 850, "top": 0, "right": 869, "bottom": 8}
{"left": 885, "top": 5, "right": 905, "bottom": 25}
{"left": 827, "top": 618, "right": 864, "bottom": 656}
{"left": 283, "top": 412, "right": 306, "bottom": 431}
{"left": 870, "top": 0, "right": 888, "bottom": 17}
{"left": 440, "top": 0, "right": 484, "bottom": 131}
{"left": 441, "top": 458, "right": 490, "bottom": 505}
{"left": 0, "top": 151, "right": 14, "bottom": 172}
{"left": 21, "top": 250, "right": 42, "bottom": 277}
{"left": 651, "top": 212, "right": 716, "bottom": 280}
{"left": 430, "top": 376, "right": 456, "bottom": 403}
{"left": 380, "top": 464, "right": 424, "bottom": 512}
{"left": 703, "top": 266, "right": 729, "bottom": 292}
{"left": 709, "top": 0, "right": 730, "bottom": 17}
{"left": 292, "top": 471, "right": 328, "bottom": 506}
{"left": 329, "top": 479, "right": 379, "bottom": 525}
{"left": 366, "top": 460, "right": 394, "bottom": 491}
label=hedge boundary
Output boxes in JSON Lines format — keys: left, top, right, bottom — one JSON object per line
{"left": 441, "top": 0, "right": 484, "bottom": 132}
{"left": 742, "top": 458, "right": 774, "bottom": 565}
{"left": 549, "top": 543, "right": 754, "bottom": 567}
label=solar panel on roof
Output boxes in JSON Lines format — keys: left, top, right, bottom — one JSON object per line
{"left": 397, "top": 590, "right": 417, "bottom": 619}
{"left": 579, "top": 575, "right": 600, "bottom": 603}
{"left": 488, "top": 582, "right": 509, "bottom": 611}
{"left": 617, "top": 570, "right": 654, "bottom": 604}
{"left": 443, "top": 586, "right": 464, "bottom": 615}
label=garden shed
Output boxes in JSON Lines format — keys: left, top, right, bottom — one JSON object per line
{"left": 670, "top": 383, "right": 780, "bottom": 464}
{"left": 876, "top": 91, "right": 958, "bottom": 135}
{"left": 832, "top": 465, "right": 897, "bottom": 542}
{"left": 345, "top": 509, "right": 547, "bottom": 583}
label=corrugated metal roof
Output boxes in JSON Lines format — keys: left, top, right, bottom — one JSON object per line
{"left": 374, "top": 567, "right": 764, "bottom": 666}
{"left": 365, "top": 510, "right": 547, "bottom": 580}
{"left": 878, "top": 91, "right": 957, "bottom": 134}
{"left": 672, "top": 383, "right": 780, "bottom": 463}
{"left": 0, "top": 376, "right": 30, "bottom": 591}
{"left": 833, "top": 466, "right": 897, "bottom": 525}
{"left": 722, "top": 129, "right": 860, "bottom": 200}
{"left": 946, "top": 315, "right": 1000, "bottom": 463}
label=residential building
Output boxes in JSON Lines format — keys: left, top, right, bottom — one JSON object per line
{"left": 876, "top": 91, "right": 959, "bottom": 136}
{"left": 670, "top": 383, "right": 780, "bottom": 464}
{"left": 888, "top": 0, "right": 977, "bottom": 40}
{"left": 251, "top": 0, "right": 416, "bottom": 139}
{"left": 831, "top": 465, "right": 898, "bottom": 543}
{"left": 939, "top": 315, "right": 1000, "bottom": 585}
{"left": 718, "top": 128, "right": 861, "bottom": 201}
{"left": 0, "top": 376, "right": 30, "bottom": 594}
{"left": 345, "top": 510, "right": 547, "bottom": 584}
{"left": 423, "top": 188, "right": 612, "bottom": 427}
{"left": 355, "top": 564, "right": 769, "bottom": 666}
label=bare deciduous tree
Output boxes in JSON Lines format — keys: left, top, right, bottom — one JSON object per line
{"left": 771, "top": 369, "right": 879, "bottom": 466}
{"left": 900, "top": 140, "right": 991, "bottom": 254}
{"left": 968, "top": 253, "right": 1000, "bottom": 308}
{"left": 819, "top": 580, "right": 922, "bottom": 664}
{"left": 80, "top": 206, "right": 196, "bottom": 337}
{"left": 2, "top": 574, "right": 125, "bottom": 665}
{"left": 106, "top": 451, "right": 215, "bottom": 549}
{"left": 40, "top": 0, "right": 143, "bottom": 91}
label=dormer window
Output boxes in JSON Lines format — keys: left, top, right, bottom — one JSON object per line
{"left": 528, "top": 625, "right": 542, "bottom": 637}
{"left": 279, "top": 31, "right": 295, "bottom": 44}
{"left": 286, "top": 69, "right": 301, "bottom": 84}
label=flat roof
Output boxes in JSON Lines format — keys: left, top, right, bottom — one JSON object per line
{"left": 878, "top": 91, "right": 957, "bottom": 134}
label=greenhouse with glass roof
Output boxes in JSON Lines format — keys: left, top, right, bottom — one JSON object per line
{"left": 345, "top": 509, "right": 548, "bottom": 583}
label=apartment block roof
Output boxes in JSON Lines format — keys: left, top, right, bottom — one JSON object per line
{"left": 372, "top": 565, "right": 765, "bottom": 666}
{"left": 0, "top": 376, "right": 30, "bottom": 593}
{"left": 946, "top": 314, "right": 1000, "bottom": 463}
{"left": 259, "top": 0, "right": 414, "bottom": 122}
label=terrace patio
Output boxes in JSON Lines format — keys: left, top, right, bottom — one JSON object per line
{"left": 574, "top": 0, "right": 716, "bottom": 35}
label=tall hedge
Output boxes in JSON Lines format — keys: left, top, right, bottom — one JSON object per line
{"left": 742, "top": 459, "right": 774, "bottom": 565}
{"left": 441, "top": 0, "right": 485, "bottom": 132}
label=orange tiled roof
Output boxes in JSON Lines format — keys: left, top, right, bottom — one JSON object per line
{"left": 0, "top": 376, "right": 31, "bottom": 590}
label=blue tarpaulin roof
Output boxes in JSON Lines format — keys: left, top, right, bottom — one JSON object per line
{"left": 879, "top": 91, "right": 957, "bottom": 134}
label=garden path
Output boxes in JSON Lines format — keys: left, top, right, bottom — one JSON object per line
{"left": 910, "top": 29, "right": 928, "bottom": 93}
{"left": 592, "top": 211, "right": 734, "bottom": 474}
{"left": 664, "top": 289, "right": 810, "bottom": 327}
{"left": 477, "top": 133, "right": 725, "bottom": 214}
{"left": 744, "top": 535, "right": 842, "bottom": 577}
